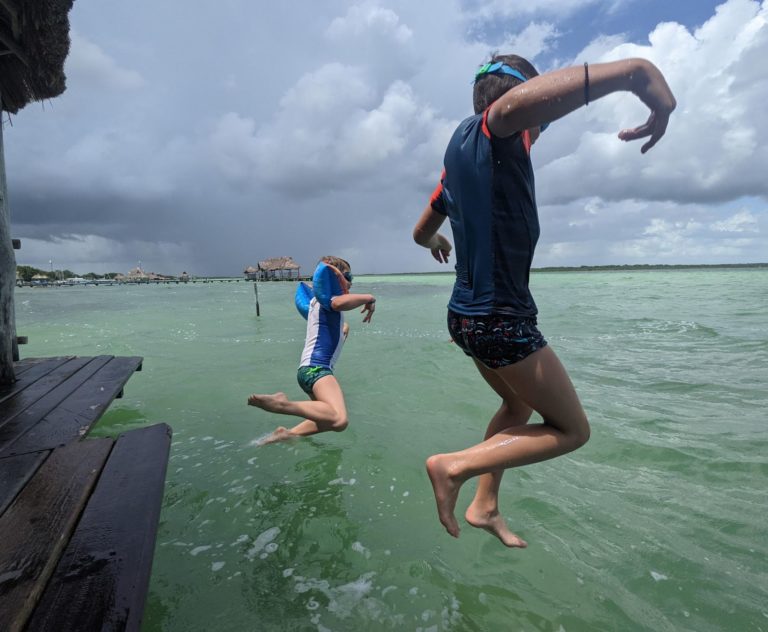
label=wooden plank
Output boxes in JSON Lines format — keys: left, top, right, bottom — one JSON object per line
{"left": 0, "top": 450, "right": 48, "bottom": 516}
{"left": 0, "top": 357, "right": 94, "bottom": 426}
{"left": 0, "top": 357, "right": 113, "bottom": 456}
{"left": 7, "top": 356, "right": 144, "bottom": 454}
{"left": 0, "top": 438, "right": 113, "bottom": 632}
{"left": 26, "top": 424, "right": 172, "bottom": 632}
{"left": 13, "top": 357, "right": 69, "bottom": 371}
{"left": 0, "top": 357, "right": 74, "bottom": 405}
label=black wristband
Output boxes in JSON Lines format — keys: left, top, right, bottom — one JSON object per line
{"left": 584, "top": 62, "right": 590, "bottom": 106}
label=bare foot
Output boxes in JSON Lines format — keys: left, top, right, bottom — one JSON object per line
{"left": 247, "top": 392, "right": 288, "bottom": 412}
{"left": 425, "top": 454, "right": 462, "bottom": 538}
{"left": 465, "top": 504, "right": 527, "bottom": 548}
{"left": 255, "top": 427, "right": 295, "bottom": 446}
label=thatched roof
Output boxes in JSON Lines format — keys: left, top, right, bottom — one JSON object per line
{"left": 258, "top": 256, "right": 300, "bottom": 271}
{"left": 0, "top": 0, "right": 75, "bottom": 114}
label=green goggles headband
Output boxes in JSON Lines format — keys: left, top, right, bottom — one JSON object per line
{"left": 474, "top": 62, "right": 550, "bottom": 132}
{"left": 475, "top": 62, "right": 529, "bottom": 84}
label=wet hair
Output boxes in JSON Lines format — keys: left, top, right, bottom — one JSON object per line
{"left": 320, "top": 256, "right": 351, "bottom": 274}
{"left": 472, "top": 53, "right": 539, "bottom": 114}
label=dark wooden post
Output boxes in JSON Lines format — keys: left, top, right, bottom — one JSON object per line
{"left": 0, "top": 94, "right": 18, "bottom": 384}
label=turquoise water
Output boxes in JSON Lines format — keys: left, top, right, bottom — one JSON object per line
{"left": 15, "top": 269, "right": 768, "bottom": 632}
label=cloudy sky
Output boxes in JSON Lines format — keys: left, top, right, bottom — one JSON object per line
{"left": 5, "top": 0, "right": 767, "bottom": 275}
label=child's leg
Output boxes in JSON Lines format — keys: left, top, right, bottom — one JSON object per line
{"left": 281, "top": 376, "right": 348, "bottom": 436}
{"left": 464, "top": 359, "right": 532, "bottom": 547}
{"left": 426, "top": 345, "right": 589, "bottom": 539}
{"left": 248, "top": 375, "right": 348, "bottom": 440}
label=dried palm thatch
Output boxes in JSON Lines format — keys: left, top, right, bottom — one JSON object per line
{"left": 258, "top": 256, "right": 301, "bottom": 271}
{"left": 0, "top": 0, "right": 75, "bottom": 113}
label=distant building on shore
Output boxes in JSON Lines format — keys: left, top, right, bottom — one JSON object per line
{"left": 244, "top": 256, "right": 301, "bottom": 281}
{"left": 115, "top": 267, "right": 176, "bottom": 283}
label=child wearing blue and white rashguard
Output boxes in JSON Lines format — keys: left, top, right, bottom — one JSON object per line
{"left": 248, "top": 256, "right": 375, "bottom": 445}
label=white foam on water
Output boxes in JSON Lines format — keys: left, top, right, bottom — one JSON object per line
{"left": 211, "top": 561, "right": 225, "bottom": 571}
{"left": 351, "top": 541, "right": 371, "bottom": 558}
{"left": 650, "top": 571, "right": 668, "bottom": 581}
{"left": 292, "top": 572, "right": 376, "bottom": 620}
{"left": 328, "top": 477, "right": 357, "bottom": 486}
{"left": 441, "top": 594, "right": 461, "bottom": 628}
{"left": 246, "top": 526, "right": 280, "bottom": 560}
{"left": 190, "top": 545, "right": 212, "bottom": 556}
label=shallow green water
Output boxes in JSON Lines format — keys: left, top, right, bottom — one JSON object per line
{"left": 15, "top": 269, "right": 768, "bottom": 632}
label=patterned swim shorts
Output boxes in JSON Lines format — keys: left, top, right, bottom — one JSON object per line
{"left": 447, "top": 309, "right": 547, "bottom": 369}
{"left": 297, "top": 365, "right": 334, "bottom": 396}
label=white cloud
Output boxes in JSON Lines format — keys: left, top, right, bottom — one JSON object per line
{"left": 209, "top": 65, "right": 454, "bottom": 196}
{"left": 536, "top": 0, "right": 768, "bottom": 208}
{"left": 711, "top": 209, "right": 759, "bottom": 232}
{"left": 496, "top": 22, "right": 561, "bottom": 59}
{"left": 462, "top": 0, "right": 627, "bottom": 21}
{"left": 66, "top": 32, "right": 145, "bottom": 90}
{"left": 326, "top": 4, "right": 413, "bottom": 43}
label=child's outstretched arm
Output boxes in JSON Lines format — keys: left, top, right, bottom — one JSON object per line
{"left": 331, "top": 293, "right": 376, "bottom": 323}
{"left": 487, "top": 58, "right": 676, "bottom": 153}
{"left": 413, "top": 204, "right": 452, "bottom": 263}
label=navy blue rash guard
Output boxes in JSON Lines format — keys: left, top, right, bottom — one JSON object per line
{"left": 430, "top": 109, "right": 540, "bottom": 317}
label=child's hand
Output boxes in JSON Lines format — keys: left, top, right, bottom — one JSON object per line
{"left": 620, "top": 59, "right": 677, "bottom": 154}
{"left": 431, "top": 234, "right": 452, "bottom": 264}
{"left": 343, "top": 322, "right": 350, "bottom": 340}
{"left": 361, "top": 298, "right": 376, "bottom": 323}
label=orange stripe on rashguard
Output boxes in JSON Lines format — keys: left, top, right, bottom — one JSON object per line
{"left": 522, "top": 129, "right": 532, "bottom": 155}
{"left": 482, "top": 108, "right": 492, "bottom": 138}
{"left": 429, "top": 169, "right": 446, "bottom": 207}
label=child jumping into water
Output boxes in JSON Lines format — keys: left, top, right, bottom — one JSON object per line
{"left": 248, "top": 256, "right": 376, "bottom": 444}
{"left": 413, "top": 56, "right": 676, "bottom": 546}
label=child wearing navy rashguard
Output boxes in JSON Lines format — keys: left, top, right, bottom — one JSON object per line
{"left": 413, "top": 55, "right": 676, "bottom": 546}
{"left": 248, "top": 256, "right": 376, "bottom": 444}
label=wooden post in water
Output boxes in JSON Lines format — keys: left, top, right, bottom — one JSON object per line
{"left": 253, "top": 281, "right": 261, "bottom": 316}
{"left": 0, "top": 93, "right": 17, "bottom": 384}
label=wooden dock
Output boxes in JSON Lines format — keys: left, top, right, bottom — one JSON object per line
{"left": 0, "top": 356, "right": 171, "bottom": 631}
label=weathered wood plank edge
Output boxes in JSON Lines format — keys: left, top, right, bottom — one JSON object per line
{"left": 0, "top": 357, "right": 114, "bottom": 457}
{"left": 25, "top": 423, "right": 172, "bottom": 632}
{"left": 6, "top": 356, "right": 144, "bottom": 455}
{"left": 0, "top": 438, "right": 114, "bottom": 632}
{"left": 0, "top": 449, "right": 49, "bottom": 516}
{"left": 0, "top": 357, "right": 75, "bottom": 405}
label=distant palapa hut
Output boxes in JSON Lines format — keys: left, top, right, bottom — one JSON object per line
{"left": 244, "top": 256, "right": 301, "bottom": 281}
